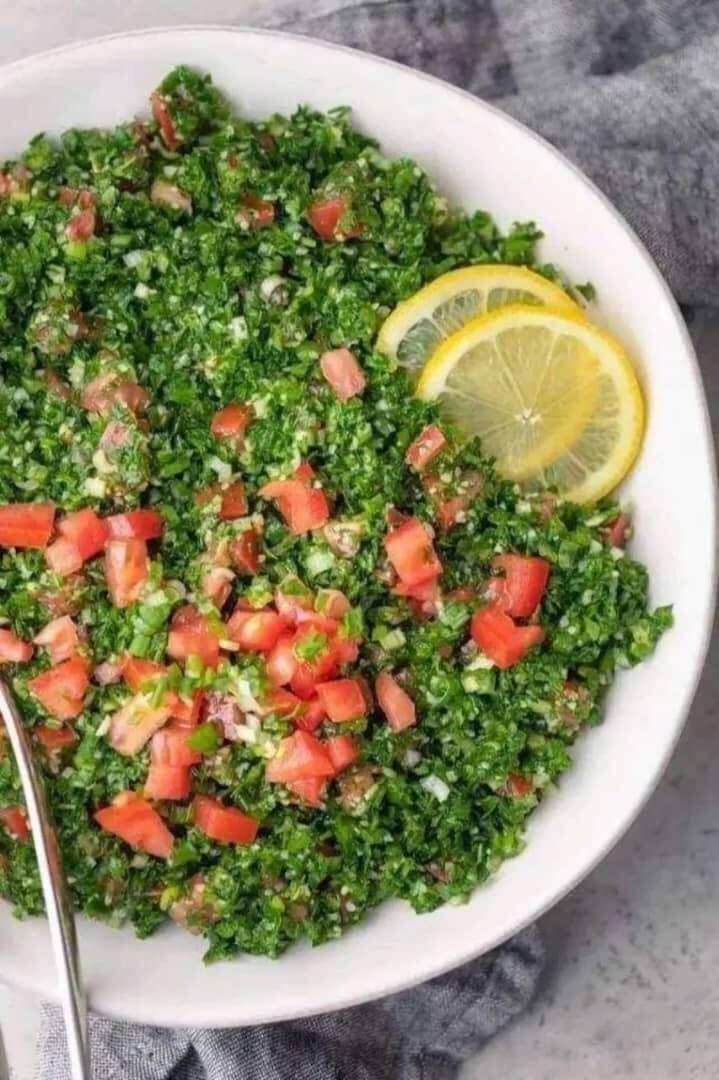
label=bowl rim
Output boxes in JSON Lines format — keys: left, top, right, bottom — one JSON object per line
{"left": 0, "top": 23, "right": 716, "bottom": 1026}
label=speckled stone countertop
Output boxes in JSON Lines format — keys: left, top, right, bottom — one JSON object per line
{"left": 0, "top": 10, "right": 717, "bottom": 1080}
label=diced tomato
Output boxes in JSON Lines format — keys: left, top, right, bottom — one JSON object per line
{"left": 57, "top": 508, "right": 109, "bottom": 559}
{"left": 0, "top": 806, "right": 30, "bottom": 841}
{"left": 28, "top": 656, "right": 90, "bottom": 721}
{"left": 309, "top": 196, "right": 362, "bottom": 242}
{"left": 265, "top": 730, "right": 335, "bottom": 783}
{"left": 34, "top": 725, "right": 78, "bottom": 752}
{"left": 326, "top": 734, "right": 359, "bottom": 773}
{"left": 294, "top": 611, "right": 339, "bottom": 636}
{"left": 95, "top": 791, "right": 174, "bottom": 858}
{"left": 167, "top": 605, "right": 221, "bottom": 669}
{"left": 333, "top": 635, "right": 360, "bottom": 667}
{"left": 202, "top": 566, "right": 234, "bottom": 609}
{"left": 211, "top": 403, "right": 253, "bottom": 449}
{"left": 294, "top": 695, "right": 326, "bottom": 732}
{"left": 294, "top": 462, "right": 316, "bottom": 483}
{"left": 393, "top": 577, "right": 441, "bottom": 602}
{"left": 45, "top": 538, "right": 83, "bottom": 577}
{"left": 81, "top": 373, "right": 149, "bottom": 416}
{"left": 406, "top": 425, "right": 447, "bottom": 471}
{"left": 261, "top": 688, "right": 303, "bottom": 719}
{"left": 104, "top": 539, "right": 149, "bottom": 608}
{"left": 121, "top": 655, "right": 167, "bottom": 693}
{"left": 236, "top": 194, "right": 275, "bottom": 230}
{"left": 266, "top": 632, "right": 298, "bottom": 686}
{"left": 486, "top": 554, "right": 551, "bottom": 619}
{"left": 109, "top": 697, "right": 170, "bottom": 756}
{"left": 290, "top": 665, "right": 319, "bottom": 701}
{"left": 144, "top": 763, "right": 191, "bottom": 801}
{"left": 231, "top": 528, "right": 261, "bottom": 575}
{"left": 319, "top": 348, "right": 366, "bottom": 401}
{"left": 285, "top": 777, "right": 327, "bottom": 807}
{"left": 504, "top": 773, "right": 534, "bottom": 799}
{"left": 193, "top": 795, "right": 260, "bottom": 845}
{"left": 384, "top": 517, "right": 442, "bottom": 587}
{"left": 93, "top": 659, "right": 123, "bottom": 686}
{"left": 315, "top": 589, "right": 350, "bottom": 619}
{"left": 150, "top": 91, "right": 178, "bottom": 151}
{"left": 219, "top": 482, "right": 248, "bottom": 521}
{"left": 67, "top": 207, "right": 97, "bottom": 242}
{"left": 470, "top": 604, "right": 545, "bottom": 669}
{"left": 227, "top": 607, "right": 287, "bottom": 653}
{"left": 316, "top": 678, "right": 368, "bottom": 724}
{"left": 168, "top": 689, "right": 204, "bottom": 728}
{"left": 291, "top": 623, "right": 340, "bottom": 682}
{"left": 0, "top": 502, "right": 55, "bottom": 550}
{"left": 151, "top": 722, "right": 203, "bottom": 767}
{"left": 0, "top": 628, "right": 33, "bottom": 664}
{"left": 259, "top": 476, "right": 330, "bottom": 535}
{"left": 426, "top": 471, "right": 483, "bottom": 531}
{"left": 375, "top": 672, "right": 416, "bottom": 732}
{"left": 106, "top": 509, "right": 164, "bottom": 542}
{"left": 603, "top": 514, "right": 630, "bottom": 548}
{"left": 274, "top": 578, "right": 314, "bottom": 623}
{"left": 33, "top": 616, "right": 80, "bottom": 664}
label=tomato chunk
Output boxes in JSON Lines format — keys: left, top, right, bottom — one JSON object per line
{"left": 67, "top": 207, "right": 97, "bottom": 242}
{"left": 384, "top": 517, "right": 442, "bottom": 587}
{"left": 285, "top": 777, "right": 327, "bottom": 807}
{"left": 150, "top": 91, "right": 178, "bottom": 151}
{"left": 219, "top": 481, "right": 248, "bottom": 521}
{"left": 33, "top": 616, "right": 80, "bottom": 664}
{"left": 470, "top": 604, "right": 545, "bottom": 669}
{"left": 106, "top": 509, "right": 164, "bottom": 542}
{"left": 375, "top": 672, "right": 416, "bottom": 732}
{"left": 266, "top": 632, "right": 298, "bottom": 686}
{"left": 81, "top": 374, "right": 149, "bottom": 416}
{"left": 316, "top": 678, "right": 368, "bottom": 723}
{"left": 319, "top": 348, "right": 366, "bottom": 401}
{"left": 57, "top": 508, "right": 109, "bottom": 559}
{"left": 294, "top": 695, "right": 326, "bottom": 732}
{"left": 309, "top": 196, "right": 362, "bottom": 241}
{"left": 0, "top": 502, "right": 55, "bottom": 549}
{"left": 274, "top": 578, "right": 314, "bottom": 624}
{"left": 231, "top": 528, "right": 261, "bottom": 575}
{"left": 95, "top": 791, "right": 174, "bottom": 858}
{"left": 485, "top": 554, "right": 550, "bottom": 619}
{"left": 121, "top": 655, "right": 168, "bottom": 692}
{"left": 35, "top": 725, "right": 78, "bottom": 752}
{"left": 265, "top": 730, "right": 335, "bottom": 783}
{"left": 45, "top": 538, "right": 83, "bottom": 577}
{"left": 227, "top": 608, "right": 287, "bottom": 653}
{"left": 109, "top": 696, "right": 170, "bottom": 756}
{"left": 28, "top": 656, "right": 90, "bottom": 721}
{"left": 0, "top": 806, "right": 30, "bottom": 841}
{"left": 315, "top": 589, "right": 350, "bottom": 620}
{"left": 326, "top": 734, "right": 359, "bottom": 773}
{"left": 406, "top": 425, "right": 447, "bottom": 471}
{"left": 167, "top": 605, "right": 221, "bottom": 669}
{"left": 145, "top": 763, "right": 191, "bottom": 801}
{"left": 104, "top": 539, "right": 149, "bottom": 608}
{"left": 211, "top": 403, "right": 253, "bottom": 449}
{"left": 151, "top": 722, "right": 203, "bottom": 767}
{"left": 236, "top": 194, "right": 275, "bottom": 230}
{"left": 193, "top": 795, "right": 260, "bottom": 845}
{"left": 0, "top": 628, "right": 33, "bottom": 664}
{"left": 259, "top": 472, "right": 330, "bottom": 535}
{"left": 603, "top": 514, "right": 630, "bottom": 548}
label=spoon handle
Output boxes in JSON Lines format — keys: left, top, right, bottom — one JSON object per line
{"left": 0, "top": 679, "right": 90, "bottom": 1079}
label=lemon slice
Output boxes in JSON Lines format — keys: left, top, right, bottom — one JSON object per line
{"left": 377, "top": 265, "right": 582, "bottom": 379}
{"left": 416, "top": 305, "right": 644, "bottom": 501}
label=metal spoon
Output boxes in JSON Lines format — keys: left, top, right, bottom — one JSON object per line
{"left": 0, "top": 678, "right": 90, "bottom": 1079}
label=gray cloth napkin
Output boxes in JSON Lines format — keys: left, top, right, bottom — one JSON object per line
{"left": 37, "top": 1, "right": 717, "bottom": 1077}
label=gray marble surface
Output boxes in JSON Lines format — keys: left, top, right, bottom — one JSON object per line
{"left": 0, "top": 10, "right": 717, "bottom": 1080}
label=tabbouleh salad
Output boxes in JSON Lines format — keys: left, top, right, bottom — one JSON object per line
{"left": 0, "top": 68, "right": 670, "bottom": 961}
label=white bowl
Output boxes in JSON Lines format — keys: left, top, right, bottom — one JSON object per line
{"left": 0, "top": 26, "right": 715, "bottom": 1028}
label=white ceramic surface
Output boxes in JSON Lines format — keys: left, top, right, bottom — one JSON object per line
{"left": 0, "top": 26, "right": 714, "bottom": 1029}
